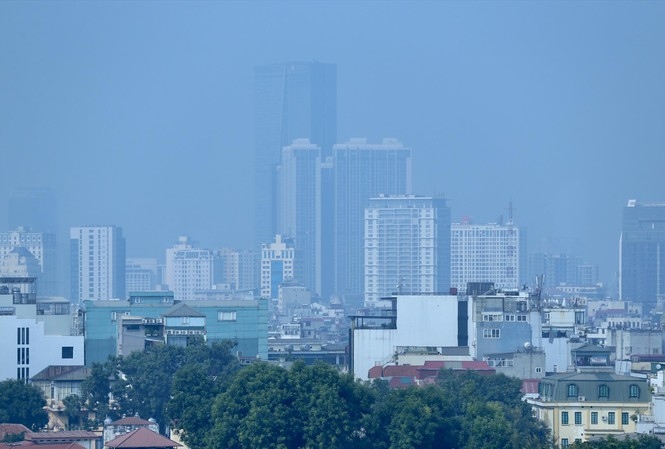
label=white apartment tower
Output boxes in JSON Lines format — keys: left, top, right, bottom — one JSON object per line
{"left": 0, "top": 227, "right": 57, "bottom": 296}
{"left": 364, "top": 195, "right": 451, "bottom": 305}
{"left": 165, "top": 236, "right": 215, "bottom": 301}
{"left": 451, "top": 219, "right": 526, "bottom": 292}
{"left": 70, "top": 225, "right": 126, "bottom": 302}
{"left": 217, "top": 248, "right": 258, "bottom": 291}
{"left": 260, "top": 235, "right": 295, "bottom": 300}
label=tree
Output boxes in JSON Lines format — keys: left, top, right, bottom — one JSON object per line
{"left": 81, "top": 361, "right": 116, "bottom": 425}
{"left": 0, "top": 379, "right": 48, "bottom": 430}
{"left": 63, "top": 394, "right": 85, "bottom": 430}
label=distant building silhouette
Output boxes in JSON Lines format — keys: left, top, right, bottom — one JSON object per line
{"left": 261, "top": 234, "right": 295, "bottom": 300}
{"left": 364, "top": 195, "right": 451, "bottom": 306}
{"left": 254, "top": 61, "right": 337, "bottom": 252}
{"left": 0, "top": 226, "right": 57, "bottom": 296}
{"left": 620, "top": 199, "right": 665, "bottom": 304}
{"left": 332, "top": 138, "right": 412, "bottom": 298}
{"left": 8, "top": 187, "right": 57, "bottom": 234}
{"left": 164, "top": 236, "right": 216, "bottom": 301}
{"left": 70, "top": 225, "right": 126, "bottom": 302}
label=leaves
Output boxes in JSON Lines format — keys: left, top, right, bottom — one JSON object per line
{"left": 0, "top": 379, "right": 48, "bottom": 430}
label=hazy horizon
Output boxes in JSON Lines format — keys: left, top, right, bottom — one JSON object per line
{"left": 1, "top": 1, "right": 664, "bottom": 293}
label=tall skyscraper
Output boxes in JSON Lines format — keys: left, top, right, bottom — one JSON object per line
{"left": 364, "top": 195, "right": 451, "bottom": 305}
{"left": 254, "top": 61, "right": 336, "bottom": 251}
{"left": 277, "top": 138, "right": 321, "bottom": 295}
{"left": 0, "top": 226, "right": 57, "bottom": 295}
{"left": 70, "top": 225, "right": 126, "bottom": 302}
{"left": 333, "top": 138, "right": 413, "bottom": 298}
{"left": 164, "top": 236, "right": 216, "bottom": 301}
{"left": 620, "top": 199, "right": 665, "bottom": 304}
{"left": 451, "top": 219, "right": 526, "bottom": 292}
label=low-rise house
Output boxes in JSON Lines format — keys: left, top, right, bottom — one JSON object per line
{"left": 104, "top": 428, "right": 179, "bottom": 449}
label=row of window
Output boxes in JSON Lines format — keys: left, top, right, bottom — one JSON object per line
{"left": 562, "top": 411, "right": 630, "bottom": 426}
{"left": 566, "top": 383, "right": 640, "bottom": 399}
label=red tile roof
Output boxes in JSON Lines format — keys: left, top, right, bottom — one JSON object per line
{"left": 105, "top": 428, "right": 180, "bottom": 449}
{"left": 108, "top": 417, "right": 154, "bottom": 427}
{"left": 521, "top": 378, "right": 540, "bottom": 395}
{"left": 0, "top": 443, "right": 86, "bottom": 449}
{"left": 0, "top": 424, "right": 31, "bottom": 441}
{"left": 26, "top": 431, "right": 99, "bottom": 441}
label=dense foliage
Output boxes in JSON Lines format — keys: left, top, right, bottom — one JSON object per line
{"left": 82, "top": 342, "right": 553, "bottom": 449}
{"left": 571, "top": 435, "right": 663, "bottom": 449}
{"left": 0, "top": 379, "right": 48, "bottom": 430}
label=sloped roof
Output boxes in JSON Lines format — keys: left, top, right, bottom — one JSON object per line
{"left": 31, "top": 366, "right": 90, "bottom": 382}
{"left": 108, "top": 416, "right": 153, "bottom": 427}
{"left": 9, "top": 247, "right": 36, "bottom": 258}
{"left": 0, "top": 443, "right": 87, "bottom": 449}
{"left": 105, "top": 428, "right": 180, "bottom": 449}
{"left": 0, "top": 423, "right": 30, "bottom": 440}
{"left": 26, "top": 431, "right": 99, "bottom": 442}
{"left": 161, "top": 303, "right": 205, "bottom": 318}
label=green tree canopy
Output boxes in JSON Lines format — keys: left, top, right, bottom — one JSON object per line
{"left": 0, "top": 379, "right": 48, "bottom": 430}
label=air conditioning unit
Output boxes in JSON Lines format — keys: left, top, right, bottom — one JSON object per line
{"left": 578, "top": 396, "right": 586, "bottom": 401}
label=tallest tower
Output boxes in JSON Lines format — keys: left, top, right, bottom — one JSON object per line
{"left": 254, "top": 61, "right": 337, "bottom": 251}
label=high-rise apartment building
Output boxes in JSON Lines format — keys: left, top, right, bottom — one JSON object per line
{"left": 217, "top": 248, "right": 258, "bottom": 292}
{"left": 333, "top": 138, "right": 412, "bottom": 298}
{"left": 620, "top": 199, "right": 665, "bottom": 304}
{"left": 164, "top": 236, "right": 216, "bottom": 301}
{"left": 260, "top": 235, "right": 295, "bottom": 300}
{"left": 126, "top": 258, "right": 158, "bottom": 293}
{"left": 277, "top": 138, "right": 321, "bottom": 294}
{"left": 364, "top": 195, "right": 451, "bottom": 305}
{"left": 254, "top": 61, "right": 336, "bottom": 250}
{"left": 70, "top": 225, "right": 126, "bottom": 302}
{"left": 0, "top": 226, "right": 57, "bottom": 295}
{"left": 451, "top": 220, "right": 526, "bottom": 292}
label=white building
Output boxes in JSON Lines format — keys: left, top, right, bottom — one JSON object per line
{"left": 0, "top": 227, "right": 57, "bottom": 296}
{"left": 0, "top": 277, "right": 84, "bottom": 381}
{"left": 451, "top": 220, "right": 526, "bottom": 291}
{"left": 350, "top": 293, "right": 472, "bottom": 380}
{"left": 217, "top": 248, "right": 258, "bottom": 291}
{"left": 164, "top": 236, "right": 215, "bottom": 301}
{"left": 70, "top": 225, "right": 126, "bottom": 302}
{"left": 261, "top": 235, "right": 295, "bottom": 300}
{"left": 364, "top": 195, "right": 451, "bottom": 306}
{"left": 126, "top": 258, "right": 158, "bottom": 293}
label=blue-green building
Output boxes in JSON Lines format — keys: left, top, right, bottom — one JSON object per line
{"left": 83, "top": 291, "right": 268, "bottom": 365}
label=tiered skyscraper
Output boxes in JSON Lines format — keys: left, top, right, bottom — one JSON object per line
{"left": 364, "top": 195, "right": 451, "bottom": 305}
{"left": 254, "top": 61, "right": 337, "bottom": 251}
{"left": 620, "top": 199, "right": 665, "bottom": 304}
{"left": 333, "top": 138, "right": 412, "bottom": 299}
{"left": 70, "top": 225, "right": 126, "bottom": 302}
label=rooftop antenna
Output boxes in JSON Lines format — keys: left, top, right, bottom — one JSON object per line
{"left": 508, "top": 200, "right": 514, "bottom": 225}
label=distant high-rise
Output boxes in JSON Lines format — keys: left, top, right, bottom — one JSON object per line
{"left": 164, "top": 236, "right": 216, "bottom": 301}
{"left": 260, "top": 235, "right": 296, "bottom": 300}
{"left": 254, "top": 61, "right": 336, "bottom": 251}
{"left": 70, "top": 225, "right": 126, "bottom": 302}
{"left": 333, "top": 138, "right": 412, "bottom": 298}
{"left": 364, "top": 195, "right": 451, "bottom": 305}
{"left": 126, "top": 258, "right": 158, "bottom": 293}
{"left": 217, "top": 248, "right": 258, "bottom": 291}
{"left": 277, "top": 138, "right": 321, "bottom": 295}
{"left": 451, "top": 219, "right": 526, "bottom": 292}
{"left": 620, "top": 199, "right": 665, "bottom": 304}
{"left": 0, "top": 227, "right": 57, "bottom": 295}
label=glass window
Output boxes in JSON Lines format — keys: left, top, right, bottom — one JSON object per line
{"left": 567, "top": 384, "right": 578, "bottom": 397}
{"left": 598, "top": 384, "right": 610, "bottom": 398}
{"left": 62, "top": 346, "right": 74, "bottom": 359}
{"left": 608, "top": 412, "right": 615, "bottom": 425}
{"left": 622, "top": 412, "right": 629, "bottom": 425}
{"left": 629, "top": 385, "right": 640, "bottom": 398}
{"left": 561, "top": 411, "right": 569, "bottom": 425}
{"left": 591, "top": 412, "right": 598, "bottom": 424}
{"left": 575, "top": 412, "right": 582, "bottom": 425}
{"left": 561, "top": 438, "right": 569, "bottom": 448}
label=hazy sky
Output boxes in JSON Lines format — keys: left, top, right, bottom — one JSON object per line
{"left": 1, "top": 1, "right": 664, "bottom": 291}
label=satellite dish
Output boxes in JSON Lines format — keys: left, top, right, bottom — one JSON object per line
{"left": 524, "top": 342, "right": 532, "bottom": 350}
{"left": 657, "top": 364, "right": 662, "bottom": 370}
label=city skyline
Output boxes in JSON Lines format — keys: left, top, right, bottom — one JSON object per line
{"left": 1, "top": 1, "right": 664, "bottom": 293}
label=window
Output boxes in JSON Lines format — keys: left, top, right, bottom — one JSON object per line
{"left": 591, "top": 412, "right": 598, "bottom": 424}
{"left": 575, "top": 412, "right": 582, "bottom": 425}
{"left": 629, "top": 385, "right": 640, "bottom": 398}
{"left": 561, "top": 438, "right": 569, "bottom": 448}
{"left": 608, "top": 412, "right": 615, "bottom": 425}
{"left": 561, "top": 411, "right": 569, "bottom": 425}
{"left": 218, "top": 311, "right": 237, "bottom": 321}
{"left": 535, "top": 367, "right": 542, "bottom": 373}
{"left": 62, "top": 346, "right": 74, "bottom": 359}
{"left": 598, "top": 384, "right": 610, "bottom": 398}
{"left": 483, "top": 328, "right": 500, "bottom": 339}
{"left": 567, "top": 384, "right": 578, "bottom": 397}
{"left": 622, "top": 412, "right": 629, "bottom": 425}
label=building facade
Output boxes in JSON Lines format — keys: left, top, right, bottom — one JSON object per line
{"left": 364, "top": 195, "right": 451, "bottom": 305}
{"left": 333, "top": 138, "right": 412, "bottom": 299}
{"left": 126, "top": 258, "right": 158, "bottom": 293}
{"left": 70, "top": 225, "right": 126, "bottom": 302}
{"left": 165, "top": 236, "right": 217, "bottom": 301}
{"left": 0, "top": 227, "right": 57, "bottom": 296}
{"left": 254, "top": 61, "right": 337, "bottom": 251}
{"left": 620, "top": 199, "right": 665, "bottom": 305}
{"left": 216, "top": 248, "right": 258, "bottom": 291}
{"left": 451, "top": 220, "right": 526, "bottom": 291}
{"left": 260, "top": 235, "right": 296, "bottom": 300}
{"left": 277, "top": 139, "right": 321, "bottom": 295}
